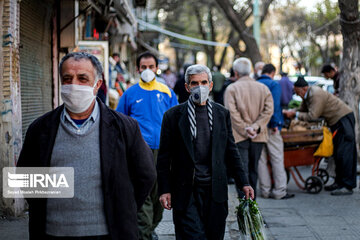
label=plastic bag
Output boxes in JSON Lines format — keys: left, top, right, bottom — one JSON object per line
{"left": 237, "top": 198, "right": 267, "bottom": 240}
{"left": 313, "top": 127, "right": 333, "bottom": 157}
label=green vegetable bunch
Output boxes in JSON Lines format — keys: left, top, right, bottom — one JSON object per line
{"left": 236, "top": 198, "right": 266, "bottom": 240}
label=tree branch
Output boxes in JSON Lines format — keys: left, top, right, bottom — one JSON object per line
{"left": 209, "top": 4, "right": 216, "bottom": 66}
{"left": 309, "top": 35, "right": 326, "bottom": 62}
{"left": 260, "top": 0, "right": 274, "bottom": 24}
{"left": 194, "top": 4, "right": 209, "bottom": 54}
{"left": 219, "top": 29, "right": 235, "bottom": 67}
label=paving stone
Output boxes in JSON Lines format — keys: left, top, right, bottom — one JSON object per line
{"left": 265, "top": 215, "right": 307, "bottom": 227}
{"left": 161, "top": 209, "right": 173, "bottom": 221}
{"left": 343, "top": 216, "right": 360, "bottom": 225}
{"left": 158, "top": 236, "right": 175, "bottom": 240}
{"left": 0, "top": 218, "right": 29, "bottom": 240}
{"left": 269, "top": 226, "right": 315, "bottom": 238}
{"left": 303, "top": 215, "right": 348, "bottom": 226}
{"left": 312, "top": 225, "right": 356, "bottom": 236}
{"left": 229, "top": 221, "right": 239, "bottom": 231}
{"left": 260, "top": 207, "right": 298, "bottom": 217}
{"left": 322, "top": 236, "right": 360, "bottom": 240}
{"left": 156, "top": 221, "right": 175, "bottom": 235}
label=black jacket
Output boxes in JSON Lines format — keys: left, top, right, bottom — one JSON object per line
{"left": 17, "top": 99, "right": 156, "bottom": 240}
{"left": 157, "top": 102, "right": 249, "bottom": 210}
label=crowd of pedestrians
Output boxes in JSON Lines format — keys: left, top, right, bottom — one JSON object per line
{"left": 17, "top": 51, "right": 357, "bottom": 240}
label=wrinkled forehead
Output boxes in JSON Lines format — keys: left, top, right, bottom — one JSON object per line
{"left": 61, "top": 58, "right": 95, "bottom": 73}
{"left": 189, "top": 72, "right": 209, "bottom": 83}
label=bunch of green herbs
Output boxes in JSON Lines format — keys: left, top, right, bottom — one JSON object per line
{"left": 236, "top": 198, "right": 266, "bottom": 240}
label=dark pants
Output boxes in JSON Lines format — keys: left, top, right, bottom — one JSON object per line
{"left": 236, "top": 140, "right": 264, "bottom": 198}
{"left": 173, "top": 185, "right": 228, "bottom": 240}
{"left": 330, "top": 113, "right": 357, "bottom": 189}
{"left": 137, "top": 149, "right": 164, "bottom": 240}
{"left": 45, "top": 235, "right": 110, "bottom": 240}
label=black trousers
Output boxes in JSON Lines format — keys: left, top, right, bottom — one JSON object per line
{"left": 236, "top": 139, "right": 264, "bottom": 198}
{"left": 173, "top": 185, "right": 228, "bottom": 240}
{"left": 330, "top": 113, "right": 357, "bottom": 189}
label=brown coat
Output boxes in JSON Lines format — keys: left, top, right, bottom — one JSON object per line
{"left": 224, "top": 76, "right": 274, "bottom": 143}
{"left": 298, "top": 86, "right": 352, "bottom": 126}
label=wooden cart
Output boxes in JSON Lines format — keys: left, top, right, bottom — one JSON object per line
{"left": 281, "top": 129, "right": 329, "bottom": 193}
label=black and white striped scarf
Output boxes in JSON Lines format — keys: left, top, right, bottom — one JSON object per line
{"left": 187, "top": 98, "right": 213, "bottom": 139}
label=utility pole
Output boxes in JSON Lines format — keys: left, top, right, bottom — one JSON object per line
{"left": 253, "top": 0, "right": 260, "bottom": 47}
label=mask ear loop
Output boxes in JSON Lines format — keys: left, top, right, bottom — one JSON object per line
{"left": 92, "top": 76, "right": 100, "bottom": 96}
{"left": 93, "top": 80, "right": 98, "bottom": 88}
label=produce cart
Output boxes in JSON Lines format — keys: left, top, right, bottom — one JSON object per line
{"left": 281, "top": 129, "right": 330, "bottom": 193}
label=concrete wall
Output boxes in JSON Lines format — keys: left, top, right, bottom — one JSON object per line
{"left": 0, "top": 0, "right": 25, "bottom": 216}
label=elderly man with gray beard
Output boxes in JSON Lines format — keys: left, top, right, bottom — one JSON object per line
{"left": 17, "top": 52, "right": 156, "bottom": 240}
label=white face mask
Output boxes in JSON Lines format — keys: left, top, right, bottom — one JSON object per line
{"left": 61, "top": 82, "right": 97, "bottom": 113}
{"left": 190, "top": 85, "right": 210, "bottom": 104}
{"left": 140, "top": 69, "right": 156, "bottom": 83}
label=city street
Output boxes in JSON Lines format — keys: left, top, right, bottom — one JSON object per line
{"left": 1, "top": 0, "right": 360, "bottom": 239}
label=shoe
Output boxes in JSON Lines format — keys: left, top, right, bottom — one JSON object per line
{"left": 261, "top": 193, "right": 270, "bottom": 199}
{"left": 261, "top": 195, "right": 269, "bottom": 199}
{"left": 280, "top": 193, "right": 295, "bottom": 200}
{"left": 330, "top": 187, "right": 353, "bottom": 196}
{"left": 324, "top": 182, "right": 339, "bottom": 191}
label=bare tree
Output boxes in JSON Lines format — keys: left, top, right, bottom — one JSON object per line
{"left": 214, "top": 0, "right": 274, "bottom": 64}
{"left": 194, "top": 3, "right": 216, "bottom": 67}
{"left": 156, "top": 0, "right": 274, "bottom": 65}
{"left": 338, "top": 0, "right": 360, "bottom": 159}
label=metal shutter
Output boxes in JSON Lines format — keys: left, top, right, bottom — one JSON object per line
{"left": 20, "top": 0, "right": 53, "bottom": 139}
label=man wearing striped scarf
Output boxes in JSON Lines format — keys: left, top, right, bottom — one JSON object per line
{"left": 157, "top": 64, "right": 254, "bottom": 240}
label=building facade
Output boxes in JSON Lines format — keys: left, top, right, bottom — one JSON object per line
{"left": 0, "top": 0, "right": 142, "bottom": 216}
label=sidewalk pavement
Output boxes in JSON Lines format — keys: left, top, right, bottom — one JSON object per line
{"left": 0, "top": 165, "right": 359, "bottom": 240}
{"left": 255, "top": 166, "right": 360, "bottom": 240}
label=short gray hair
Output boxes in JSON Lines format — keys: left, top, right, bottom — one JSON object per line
{"left": 185, "top": 64, "right": 212, "bottom": 84}
{"left": 254, "top": 61, "right": 265, "bottom": 71}
{"left": 59, "top": 52, "right": 103, "bottom": 81}
{"left": 233, "top": 57, "right": 252, "bottom": 76}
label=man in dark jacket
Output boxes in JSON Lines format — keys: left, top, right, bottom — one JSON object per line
{"left": 157, "top": 64, "right": 254, "bottom": 240}
{"left": 17, "top": 52, "right": 156, "bottom": 240}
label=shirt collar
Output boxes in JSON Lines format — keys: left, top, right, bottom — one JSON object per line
{"left": 62, "top": 100, "right": 99, "bottom": 129}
